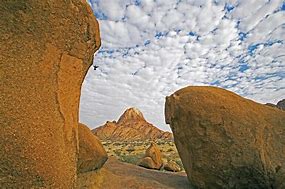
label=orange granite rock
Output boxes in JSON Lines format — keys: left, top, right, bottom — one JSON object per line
{"left": 139, "top": 142, "right": 163, "bottom": 170}
{"left": 78, "top": 123, "right": 108, "bottom": 173}
{"left": 0, "top": 1, "right": 100, "bottom": 188}
{"left": 165, "top": 86, "right": 285, "bottom": 189}
{"left": 93, "top": 108, "right": 173, "bottom": 141}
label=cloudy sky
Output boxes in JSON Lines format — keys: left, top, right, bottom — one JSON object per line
{"left": 80, "top": 0, "right": 285, "bottom": 131}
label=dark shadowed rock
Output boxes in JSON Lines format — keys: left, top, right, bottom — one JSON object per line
{"left": 78, "top": 123, "right": 108, "bottom": 173}
{"left": 0, "top": 1, "right": 100, "bottom": 188}
{"left": 266, "top": 99, "right": 285, "bottom": 111}
{"left": 265, "top": 103, "right": 278, "bottom": 108}
{"left": 277, "top": 99, "right": 285, "bottom": 110}
{"left": 165, "top": 86, "right": 285, "bottom": 189}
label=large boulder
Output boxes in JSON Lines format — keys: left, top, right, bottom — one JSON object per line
{"left": 0, "top": 1, "right": 100, "bottom": 188}
{"left": 165, "top": 86, "right": 285, "bottom": 189}
{"left": 138, "top": 142, "right": 163, "bottom": 170}
{"left": 78, "top": 123, "right": 108, "bottom": 173}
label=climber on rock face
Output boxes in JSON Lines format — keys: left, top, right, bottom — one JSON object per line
{"left": 93, "top": 65, "right": 99, "bottom": 70}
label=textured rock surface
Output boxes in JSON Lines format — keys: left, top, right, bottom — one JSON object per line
{"left": 77, "top": 157, "right": 192, "bottom": 189}
{"left": 78, "top": 123, "right": 108, "bottom": 173}
{"left": 164, "top": 160, "right": 181, "bottom": 172}
{"left": 0, "top": 1, "right": 100, "bottom": 188}
{"left": 165, "top": 86, "right": 285, "bottom": 189}
{"left": 266, "top": 99, "right": 285, "bottom": 111}
{"left": 265, "top": 103, "right": 278, "bottom": 108}
{"left": 93, "top": 121, "right": 117, "bottom": 140}
{"left": 139, "top": 143, "right": 163, "bottom": 170}
{"left": 138, "top": 157, "right": 158, "bottom": 169}
{"left": 93, "top": 108, "right": 173, "bottom": 141}
{"left": 277, "top": 99, "right": 285, "bottom": 110}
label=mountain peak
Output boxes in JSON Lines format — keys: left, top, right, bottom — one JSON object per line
{"left": 117, "top": 107, "right": 145, "bottom": 124}
{"left": 93, "top": 107, "right": 173, "bottom": 141}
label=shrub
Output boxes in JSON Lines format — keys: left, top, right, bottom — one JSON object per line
{"left": 119, "top": 154, "right": 142, "bottom": 165}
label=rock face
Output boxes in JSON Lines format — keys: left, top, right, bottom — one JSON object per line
{"left": 139, "top": 143, "right": 163, "bottom": 170}
{"left": 164, "top": 160, "right": 181, "bottom": 172}
{"left": 165, "top": 86, "right": 285, "bottom": 189}
{"left": 266, "top": 99, "right": 285, "bottom": 111}
{"left": 78, "top": 123, "right": 108, "bottom": 174}
{"left": 93, "top": 108, "right": 173, "bottom": 141}
{"left": 93, "top": 121, "right": 117, "bottom": 140}
{"left": 265, "top": 103, "right": 278, "bottom": 108}
{"left": 0, "top": 1, "right": 100, "bottom": 188}
{"left": 277, "top": 99, "right": 285, "bottom": 110}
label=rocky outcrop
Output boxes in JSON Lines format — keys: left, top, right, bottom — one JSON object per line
{"left": 265, "top": 103, "right": 278, "bottom": 108}
{"left": 138, "top": 143, "right": 163, "bottom": 170}
{"left": 266, "top": 99, "right": 285, "bottom": 111}
{"left": 117, "top": 107, "right": 145, "bottom": 124}
{"left": 78, "top": 123, "right": 108, "bottom": 173}
{"left": 93, "top": 121, "right": 117, "bottom": 140}
{"left": 277, "top": 99, "right": 285, "bottom": 110}
{"left": 93, "top": 108, "right": 173, "bottom": 141}
{"left": 165, "top": 86, "right": 285, "bottom": 189}
{"left": 0, "top": 1, "right": 100, "bottom": 188}
{"left": 164, "top": 160, "right": 181, "bottom": 172}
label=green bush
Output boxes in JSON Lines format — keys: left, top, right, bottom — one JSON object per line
{"left": 119, "top": 154, "right": 143, "bottom": 165}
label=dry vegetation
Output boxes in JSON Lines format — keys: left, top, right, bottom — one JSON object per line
{"left": 101, "top": 140, "right": 184, "bottom": 171}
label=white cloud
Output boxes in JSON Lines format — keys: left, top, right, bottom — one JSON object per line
{"left": 81, "top": 0, "right": 285, "bottom": 131}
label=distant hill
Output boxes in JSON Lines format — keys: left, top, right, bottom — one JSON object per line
{"left": 92, "top": 108, "right": 173, "bottom": 141}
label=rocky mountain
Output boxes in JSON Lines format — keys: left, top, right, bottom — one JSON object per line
{"left": 165, "top": 86, "right": 285, "bottom": 189}
{"left": 93, "top": 108, "right": 173, "bottom": 141}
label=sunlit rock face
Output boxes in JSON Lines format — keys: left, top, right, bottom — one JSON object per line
{"left": 78, "top": 123, "right": 108, "bottom": 174}
{"left": 138, "top": 142, "right": 163, "bottom": 170}
{"left": 165, "top": 86, "right": 285, "bottom": 189}
{"left": 0, "top": 1, "right": 100, "bottom": 188}
{"left": 93, "top": 107, "right": 173, "bottom": 141}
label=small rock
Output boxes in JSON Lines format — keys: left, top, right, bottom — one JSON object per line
{"left": 164, "top": 160, "right": 181, "bottom": 172}
{"left": 138, "top": 142, "right": 163, "bottom": 170}
{"left": 138, "top": 157, "right": 158, "bottom": 169}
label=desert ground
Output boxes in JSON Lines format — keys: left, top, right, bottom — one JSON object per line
{"left": 101, "top": 139, "right": 184, "bottom": 171}
{"left": 78, "top": 157, "right": 192, "bottom": 189}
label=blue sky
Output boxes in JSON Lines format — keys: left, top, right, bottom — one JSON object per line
{"left": 80, "top": 0, "right": 285, "bottom": 131}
